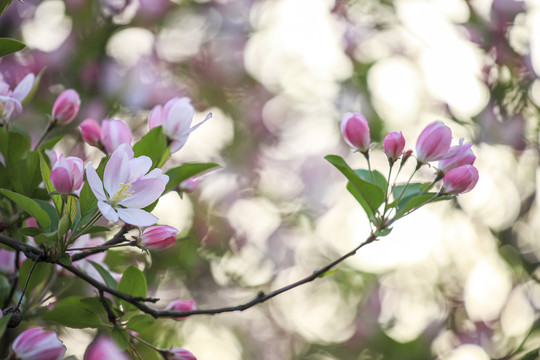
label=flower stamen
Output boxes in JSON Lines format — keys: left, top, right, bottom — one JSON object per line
{"left": 110, "top": 183, "right": 133, "bottom": 204}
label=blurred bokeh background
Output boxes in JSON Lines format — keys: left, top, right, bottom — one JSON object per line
{"left": 2, "top": 0, "right": 540, "bottom": 359}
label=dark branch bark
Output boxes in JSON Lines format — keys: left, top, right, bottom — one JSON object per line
{"left": 70, "top": 224, "right": 132, "bottom": 262}
{"left": 0, "top": 231, "right": 377, "bottom": 319}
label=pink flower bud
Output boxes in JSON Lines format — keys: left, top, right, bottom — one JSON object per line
{"left": 140, "top": 225, "right": 179, "bottom": 251}
{"left": 79, "top": 118, "right": 102, "bottom": 146}
{"left": 441, "top": 165, "right": 479, "bottom": 194}
{"left": 437, "top": 139, "right": 475, "bottom": 173}
{"left": 52, "top": 89, "right": 81, "bottom": 124}
{"left": 101, "top": 119, "right": 132, "bottom": 154}
{"left": 11, "top": 328, "right": 66, "bottom": 360}
{"left": 383, "top": 131, "right": 405, "bottom": 162}
{"left": 340, "top": 112, "right": 370, "bottom": 152}
{"left": 50, "top": 155, "right": 84, "bottom": 194}
{"left": 415, "top": 121, "right": 452, "bottom": 163}
{"left": 165, "top": 299, "right": 196, "bottom": 320}
{"left": 148, "top": 104, "right": 163, "bottom": 130}
{"left": 168, "top": 348, "right": 197, "bottom": 360}
{"left": 84, "top": 337, "right": 129, "bottom": 360}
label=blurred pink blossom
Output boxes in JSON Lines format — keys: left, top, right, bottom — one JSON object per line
{"left": 101, "top": 119, "right": 132, "bottom": 154}
{"left": 166, "top": 299, "right": 197, "bottom": 320}
{"left": 84, "top": 336, "right": 129, "bottom": 360}
{"left": 11, "top": 328, "right": 66, "bottom": 360}
{"left": 340, "top": 112, "right": 370, "bottom": 152}
{"left": 52, "top": 89, "right": 81, "bottom": 125}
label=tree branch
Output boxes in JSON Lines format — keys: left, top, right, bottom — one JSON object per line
{"left": 70, "top": 224, "right": 132, "bottom": 262}
{"left": 0, "top": 232, "right": 377, "bottom": 319}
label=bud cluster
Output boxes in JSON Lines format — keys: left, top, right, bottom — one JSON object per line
{"left": 333, "top": 113, "right": 479, "bottom": 234}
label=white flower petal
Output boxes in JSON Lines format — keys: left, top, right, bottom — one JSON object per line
{"left": 98, "top": 201, "right": 119, "bottom": 222}
{"left": 104, "top": 147, "right": 129, "bottom": 197}
{"left": 116, "top": 207, "right": 158, "bottom": 226}
{"left": 85, "top": 162, "right": 107, "bottom": 201}
{"left": 128, "top": 156, "right": 152, "bottom": 182}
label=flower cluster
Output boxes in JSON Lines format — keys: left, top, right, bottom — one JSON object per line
{"left": 341, "top": 114, "right": 479, "bottom": 195}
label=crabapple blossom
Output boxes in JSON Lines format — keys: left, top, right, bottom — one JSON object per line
{"left": 438, "top": 139, "right": 476, "bottom": 173}
{"left": 383, "top": 131, "right": 405, "bottom": 162}
{"left": 416, "top": 121, "right": 452, "bottom": 163}
{"left": 148, "top": 97, "right": 212, "bottom": 153}
{"left": 101, "top": 118, "right": 132, "bottom": 154}
{"left": 84, "top": 336, "right": 129, "bottom": 360}
{"left": 52, "top": 89, "right": 81, "bottom": 124}
{"left": 166, "top": 348, "right": 197, "bottom": 360}
{"left": 86, "top": 144, "right": 168, "bottom": 226}
{"left": 166, "top": 299, "right": 197, "bottom": 320}
{"left": 11, "top": 328, "right": 66, "bottom": 360}
{"left": 140, "top": 225, "right": 179, "bottom": 251}
{"left": 79, "top": 118, "right": 102, "bottom": 147}
{"left": 50, "top": 155, "right": 84, "bottom": 194}
{"left": 340, "top": 112, "right": 370, "bottom": 152}
{"left": 441, "top": 165, "right": 479, "bottom": 194}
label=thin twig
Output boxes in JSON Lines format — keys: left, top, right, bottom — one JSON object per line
{"left": 16, "top": 258, "right": 39, "bottom": 310}
{"left": 71, "top": 224, "right": 131, "bottom": 262}
{"left": 0, "top": 231, "right": 377, "bottom": 319}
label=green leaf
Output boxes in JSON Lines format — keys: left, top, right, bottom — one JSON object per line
{"left": 395, "top": 193, "right": 449, "bottom": 220}
{"left": 0, "top": 189, "right": 51, "bottom": 229}
{"left": 164, "top": 162, "right": 220, "bottom": 194}
{"left": 57, "top": 253, "right": 72, "bottom": 267}
{"left": 19, "top": 226, "right": 42, "bottom": 237}
{"left": 89, "top": 261, "right": 118, "bottom": 291}
{"left": 43, "top": 297, "right": 101, "bottom": 328}
{"left": 0, "top": 0, "right": 15, "bottom": 17}
{"left": 325, "top": 155, "right": 385, "bottom": 220}
{"left": 374, "top": 228, "right": 393, "bottom": 237}
{"left": 0, "top": 38, "right": 25, "bottom": 58}
{"left": 110, "top": 328, "right": 130, "bottom": 350}
{"left": 11, "top": 151, "right": 42, "bottom": 196}
{"left": 133, "top": 127, "right": 168, "bottom": 169}
{"left": 0, "top": 313, "right": 11, "bottom": 338}
{"left": 78, "top": 225, "right": 110, "bottom": 237}
{"left": 127, "top": 314, "right": 155, "bottom": 332}
{"left": 33, "top": 231, "right": 58, "bottom": 246}
{"left": 39, "top": 151, "right": 62, "bottom": 212}
{"left": 33, "top": 198, "right": 58, "bottom": 231}
{"left": 79, "top": 181, "right": 97, "bottom": 219}
{"left": 354, "top": 169, "right": 388, "bottom": 191}
{"left": 0, "top": 128, "right": 31, "bottom": 167}
{"left": 117, "top": 266, "right": 147, "bottom": 311}
{"left": 18, "top": 260, "right": 52, "bottom": 296}
{"left": 40, "top": 135, "right": 62, "bottom": 150}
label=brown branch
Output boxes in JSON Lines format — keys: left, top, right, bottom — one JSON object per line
{"left": 0, "top": 231, "right": 377, "bottom": 319}
{"left": 70, "top": 224, "right": 132, "bottom": 262}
